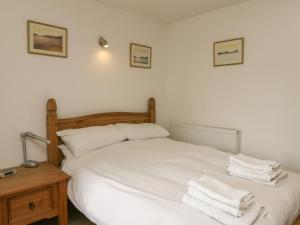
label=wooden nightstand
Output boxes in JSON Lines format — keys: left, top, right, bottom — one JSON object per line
{"left": 0, "top": 162, "right": 70, "bottom": 225}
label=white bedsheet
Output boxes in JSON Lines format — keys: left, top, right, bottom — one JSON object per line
{"left": 62, "top": 138, "right": 300, "bottom": 225}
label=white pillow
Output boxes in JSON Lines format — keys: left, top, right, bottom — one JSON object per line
{"left": 58, "top": 145, "right": 75, "bottom": 161}
{"left": 115, "top": 123, "right": 170, "bottom": 141}
{"left": 57, "top": 125, "right": 127, "bottom": 158}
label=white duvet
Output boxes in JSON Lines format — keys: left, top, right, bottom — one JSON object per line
{"left": 62, "top": 138, "right": 300, "bottom": 225}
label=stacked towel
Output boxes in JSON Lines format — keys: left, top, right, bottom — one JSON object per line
{"left": 183, "top": 175, "right": 267, "bottom": 225}
{"left": 228, "top": 154, "right": 288, "bottom": 187}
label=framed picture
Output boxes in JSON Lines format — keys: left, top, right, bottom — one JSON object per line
{"left": 214, "top": 38, "right": 244, "bottom": 67}
{"left": 27, "top": 20, "right": 68, "bottom": 58}
{"left": 130, "top": 43, "right": 152, "bottom": 69}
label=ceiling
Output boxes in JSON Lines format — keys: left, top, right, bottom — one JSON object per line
{"left": 97, "top": 0, "right": 249, "bottom": 23}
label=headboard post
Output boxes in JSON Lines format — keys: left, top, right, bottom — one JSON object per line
{"left": 46, "top": 99, "right": 61, "bottom": 167}
{"left": 148, "top": 97, "right": 156, "bottom": 123}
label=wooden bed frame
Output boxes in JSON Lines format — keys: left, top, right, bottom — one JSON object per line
{"left": 46, "top": 97, "right": 156, "bottom": 167}
{"left": 46, "top": 97, "right": 300, "bottom": 225}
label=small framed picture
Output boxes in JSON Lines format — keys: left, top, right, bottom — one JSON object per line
{"left": 27, "top": 20, "right": 68, "bottom": 58}
{"left": 214, "top": 38, "right": 244, "bottom": 67}
{"left": 130, "top": 43, "right": 152, "bottom": 69}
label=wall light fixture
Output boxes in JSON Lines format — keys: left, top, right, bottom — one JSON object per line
{"left": 99, "top": 36, "right": 109, "bottom": 48}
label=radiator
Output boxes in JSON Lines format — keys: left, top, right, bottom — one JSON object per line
{"left": 170, "top": 123, "right": 241, "bottom": 154}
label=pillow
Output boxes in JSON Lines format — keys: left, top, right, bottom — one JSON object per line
{"left": 57, "top": 125, "right": 127, "bottom": 158}
{"left": 58, "top": 145, "right": 75, "bottom": 161}
{"left": 115, "top": 123, "right": 170, "bottom": 141}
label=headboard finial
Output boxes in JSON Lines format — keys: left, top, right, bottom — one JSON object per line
{"left": 148, "top": 97, "right": 156, "bottom": 123}
{"left": 148, "top": 97, "right": 156, "bottom": 107}
{"left": 47, "top": 99, "right": 57, "bottom": 112}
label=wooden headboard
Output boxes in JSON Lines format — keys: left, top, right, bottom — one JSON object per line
{"left": 46, "top": 97, "right": 156, "bottom": 167}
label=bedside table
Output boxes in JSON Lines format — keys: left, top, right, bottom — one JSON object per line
{"left": 0, "top": 162, "right": 70, "bottom": 225}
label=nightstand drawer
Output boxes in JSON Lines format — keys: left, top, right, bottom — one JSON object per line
{"left": 8, "top": 188, "right": 53, "bottom": 224}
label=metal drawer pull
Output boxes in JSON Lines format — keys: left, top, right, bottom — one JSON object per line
{"left": 29, "top": 202, "right": 36, "bottom": 210}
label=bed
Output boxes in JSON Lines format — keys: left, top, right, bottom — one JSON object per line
{"left": 46, "top": 97, "right": 300, "bottom": 225}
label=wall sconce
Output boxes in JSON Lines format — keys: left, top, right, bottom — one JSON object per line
{"left": 21, "top": 132, "right": 50, "bottom": 168}
{"left": 99, "top": 36, "right": 109, "bottom": 49}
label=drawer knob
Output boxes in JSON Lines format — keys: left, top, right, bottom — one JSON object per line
{"left": 29, "top": 202, "right": 36, "bottom": 210}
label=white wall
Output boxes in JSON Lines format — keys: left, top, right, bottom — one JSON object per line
{"left": 2, "top": 0, "right": 300, "bottom": 173}
{"left": 0, "top": 0, "right": 167, "bottom": 168}
{"left": 165, "top": 0, "right": 300, "bottom": 172}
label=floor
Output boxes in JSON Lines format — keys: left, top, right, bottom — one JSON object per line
{"left": 31, "top": 203, "right": 95, "bottom": 225}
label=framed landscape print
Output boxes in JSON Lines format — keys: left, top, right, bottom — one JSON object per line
{"left": 130, "top": 43, "right": 152, "bottom": 69}
{"left": 214, "top": 38, "right": 244, "bottom": 67}
{"left": 27, "top": 20, "right": 68, "bottom": 58}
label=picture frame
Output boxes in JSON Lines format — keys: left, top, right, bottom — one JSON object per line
{"left": 27, "top": 20, "right": 68, "bottom": 58}
{"left": 214, "top": 38, "right": 244, "bottom": 67}
{"left": 130, "top": 43, "right": 152, "bottom": 69}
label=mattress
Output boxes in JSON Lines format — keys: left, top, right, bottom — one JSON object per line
{"left": 62, "top": 138, "right": 300, "bottom": 225}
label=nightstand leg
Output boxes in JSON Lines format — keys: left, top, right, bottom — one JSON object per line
{"left": 0, "top": 199, "right": 8, "bottom": 225}
{"left": 0, "top": 200, "right": 3, "bottom": 225}
{"left": 58, "top": 181, "right": 68, "bottom": 225}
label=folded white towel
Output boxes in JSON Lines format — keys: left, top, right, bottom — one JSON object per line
{"left": 187, "top": 186, "right": 250, "bottom": 217}
{"left": 183, "top": 194, "right": 267, "bottom": 225}
{"left": 228, "top": 169, "right": 288, "bottom": 187}
{"left": 229, "top": 154, "right": 280, "bottom": 173}
{"left": 188, "top": 175, "right": 254, "bottom": 209}
{"left": 228, "top": 163, "right": 282, "bottom": 182}
{"left": 229, "top": 161, "right": 281, "bottom": 176}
